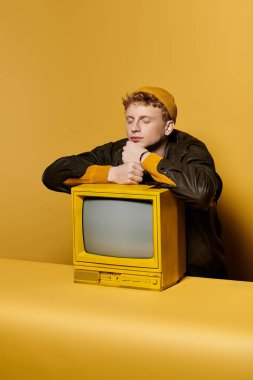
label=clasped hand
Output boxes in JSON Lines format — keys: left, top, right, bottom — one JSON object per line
{"left": 108, "top": 141, "right": 148, "bottom": 184}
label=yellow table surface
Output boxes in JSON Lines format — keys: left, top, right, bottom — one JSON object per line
{"left": 0, "top": 258, "right": 253, "bottom": 380}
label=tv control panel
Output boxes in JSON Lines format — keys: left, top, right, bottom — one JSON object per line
{"left": 74, "top": 269, "right": 162, "bottom": 290}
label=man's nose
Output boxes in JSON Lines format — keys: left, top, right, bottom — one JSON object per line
{"left": 131, "top": 121, "right": 141, "bottom": 132}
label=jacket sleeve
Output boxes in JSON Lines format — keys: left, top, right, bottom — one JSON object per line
{"left": 42, "top": 142, "right": 115, "bottom": 193}
{"left": 155, "top": 142, "right": 222, "bottom": 210}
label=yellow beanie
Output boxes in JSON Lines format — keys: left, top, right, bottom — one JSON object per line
{"left": 136, "top": 86, "right": 177, "bottom": 122}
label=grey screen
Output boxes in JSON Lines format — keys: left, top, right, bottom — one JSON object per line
{"left": 82, "top": 197, "right": 153, "bottom": 258}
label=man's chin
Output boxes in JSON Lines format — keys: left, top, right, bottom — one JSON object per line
{"left": 136, "top": 142, "right": 146, "bottom": 148}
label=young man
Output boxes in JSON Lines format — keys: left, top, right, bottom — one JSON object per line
{"left": 42, "top": 86, "right": 227, "bottom": 279}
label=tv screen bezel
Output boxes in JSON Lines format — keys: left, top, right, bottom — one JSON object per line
{"left": 73, "top": 190, "right": 161, "bottom": 270}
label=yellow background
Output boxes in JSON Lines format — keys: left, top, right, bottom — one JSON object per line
{"left": 0, "top": 0, "right": 252, "bottom": 280}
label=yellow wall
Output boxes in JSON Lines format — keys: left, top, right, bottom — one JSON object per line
{"left": 0, "top": 0, "right": 253, "bottom": 280}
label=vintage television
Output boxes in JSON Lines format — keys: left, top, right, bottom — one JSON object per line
{"left": 72, "top": 184, "right": 185, "bottom": 291}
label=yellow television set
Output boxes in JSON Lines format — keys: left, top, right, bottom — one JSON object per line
{"left": 72, "top": 184, "right": 186, "bottom": 291}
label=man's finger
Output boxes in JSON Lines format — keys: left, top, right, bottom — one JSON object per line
{"left": 133, "top": 169, "right": 144, "bottom": 178}
{"left": 128, "top": 172, "right": 143, "bottom": 182}
{"left": 133, "top": 162, "right": 144, "bottom": 172}
{"left": 128, "top": 165, "right": 144, "bottom": 176}
{"left": 133, "top": 175, "right": 143, "bottom": 182}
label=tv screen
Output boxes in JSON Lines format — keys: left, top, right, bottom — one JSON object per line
{"left": 82, "top": 197, "right": 153, "bottom": 258}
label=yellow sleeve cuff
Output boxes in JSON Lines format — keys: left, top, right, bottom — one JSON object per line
{"left": 142, "top": 153, "right": 176, "bottom": 186}
{"left": 64, "top": 165, "right": 111, "bottom": 185}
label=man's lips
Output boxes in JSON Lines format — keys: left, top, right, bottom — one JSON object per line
{"left": 130, "top": 137, "right": 143, "bottom": 142}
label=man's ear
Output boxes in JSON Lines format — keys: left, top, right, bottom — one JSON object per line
{"left": 165, "top": 120, "right": 174, "bottom": 136}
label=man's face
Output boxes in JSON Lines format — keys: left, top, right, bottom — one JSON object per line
{"left": 126, "top": 103, "right": 169, "bottom": 150}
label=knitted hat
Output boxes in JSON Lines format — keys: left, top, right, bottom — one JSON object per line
{"left": 136, "top": 86, "right": 177, "bottom": 122}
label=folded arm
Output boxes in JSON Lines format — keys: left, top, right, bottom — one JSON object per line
{"left": 42, "top": 141, "right": 117, "bottom": 193}
{"left": 142, "top": 143, "right": 221, "bottom": 210}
